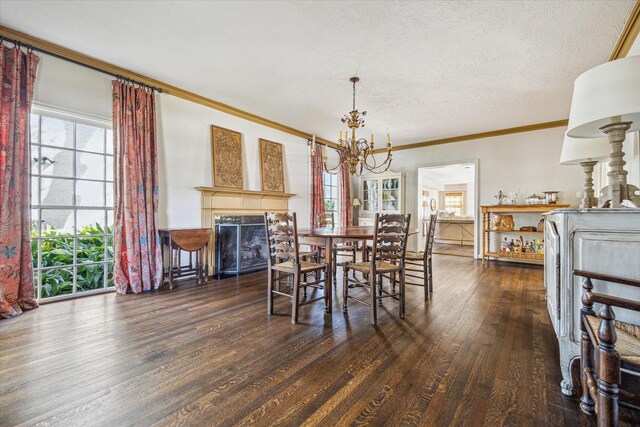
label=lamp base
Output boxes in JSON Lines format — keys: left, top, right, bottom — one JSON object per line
{"left": 600, "top": 183, "right": 640, "bottom": 208}
{"left": 599, "top": 122, "right": 640, "bottom": 208}
{"left": 579, "top": 161, "right": 598, "bottom": 209}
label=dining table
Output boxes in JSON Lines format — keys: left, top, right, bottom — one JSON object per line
{"left": 297, "top": 225, "right": 419, "bottom": 312}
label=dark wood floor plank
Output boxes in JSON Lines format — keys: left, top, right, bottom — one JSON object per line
{"left": 2, "top": 255, "right": 637, "bottom": 426}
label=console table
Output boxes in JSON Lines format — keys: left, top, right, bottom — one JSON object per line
{"left": 159, "top": 228, "right": 212, "bottom": 288}
{"left": 481, "top": 204, "right": 569, "bottom": 264}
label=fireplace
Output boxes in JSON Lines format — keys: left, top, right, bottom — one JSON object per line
{"left": 215, "top": 215, "right": 268, "bottom": 275}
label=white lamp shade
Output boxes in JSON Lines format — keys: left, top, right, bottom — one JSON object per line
{"left": 559, "top": 133, "right": 610, "bottom": 165}
{"left": 567, "top": 55, "right": 640, "bottom": 138}
{"left": 352, "top": 198, "right": 361, "bottom": 207}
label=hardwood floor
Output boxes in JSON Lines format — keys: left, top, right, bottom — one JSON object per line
{"left": 432, "top": 242, "right": 475, "bottom": 258}
{"left": 1, "top": 255, "right": 637, "bottom": 426}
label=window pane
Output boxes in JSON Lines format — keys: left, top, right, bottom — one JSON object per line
{"left": 76, "top": 180, "right": 104, "bottom": 207}
{"left": 41, "top": 177, "right": 74, "bottom": 206}
{"left": 106, "top": 236, "right": 114, "bottom": 260}
{"left": 106, "top": 129, "right": 113, "bottom": 155}
{"left": 41, "top": 267, "right": 74, "bottom": 298}
{"left": 30, "top": 114, "right": 40, "bottom": 144}
{"left": 41, "top": 209, "right": 74, "bottom": 235}
{"left": 77, "top": 152, "right": 105, "bottom": 180}
{"left": 41, "top": 116, "right": 74, "bottom": 148}
{"left": 106, "top": 184, "right": 113, "bottom": 207}
{"left": 31, "top": 209, "right": 40, "bottom": 237}
{"left": 41, "top": 146, "right": 74, "bottom": 178}
{"left": 40, "top": 238, "right": 74, "bottom": 267}
{"left": 77, "top": 210, "right": 106, "bottom": 234}
{"left": 106, "top": 156, "right": 113, "bottom": 181}
{"left": 76, "top": 124, "right": 105, "bottom": 153}
{"left": 107, "top": 210, "right": 114, "bottom": 231}
{"left": 77, "top": 237, "right": 106, "bottom": 264}
{"left": 107, "top": 262, "right": 114, "bottom": 287}
{"left": 31, "top": 178, "right": 39, "bottom": 206}
{"left": 77, "top": 264, "right": 107, "bottom": 292}
{"left": 30, "top": 143, "right": 40, "bottom": 176}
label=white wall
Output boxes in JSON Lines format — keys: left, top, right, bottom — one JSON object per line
{"left": 360, "top": 126, "right": 587, "bottom": 253}
{"left": 32, "top": 53, "right": 311, "bottom": 229}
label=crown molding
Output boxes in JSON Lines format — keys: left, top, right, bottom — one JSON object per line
{"left": 374, "top": 119, "right": 568, "bottom": 153}
{"left": 3, "top": 0, "right": 637, "bottom": 156}
{"left": 609, "top": 0, "right": 640, "bottom": 60}
{"left": 0, "top": 25, "right": 337, "bottom": 148}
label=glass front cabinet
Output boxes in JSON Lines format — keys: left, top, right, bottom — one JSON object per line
{"left": 359, "top": 171, "right": 405, "bottom": 222}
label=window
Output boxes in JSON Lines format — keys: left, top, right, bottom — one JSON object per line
{"left": 323, "top": 172, "right": 338, "bottom": 225}
{"left": 444, "top": 192, "right": 464, "bottom": 216}
{"left": 30, "top": 110, "right": 114, "bottom": 300}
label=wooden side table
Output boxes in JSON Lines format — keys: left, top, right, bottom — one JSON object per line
{"left": 159, "top": 228, "right": 212, "bottom": 289}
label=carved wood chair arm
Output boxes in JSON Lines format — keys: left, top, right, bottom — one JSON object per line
{"left": 586, "top": 293, "right": 640, "bottom": 312}
{"left": 574, "top": 269, "right": 640, "bottom": 289}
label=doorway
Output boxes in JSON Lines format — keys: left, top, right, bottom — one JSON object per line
{"left": 417, "top": 162, "right": 477, "bottom": 258}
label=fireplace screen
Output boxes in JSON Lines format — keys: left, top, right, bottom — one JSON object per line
{"left": 216, "top": 216, "right": 268, "bottom": 275}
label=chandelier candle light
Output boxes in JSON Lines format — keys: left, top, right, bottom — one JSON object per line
{"left": 322, "top": 77, "right": 393, "bottom": 175}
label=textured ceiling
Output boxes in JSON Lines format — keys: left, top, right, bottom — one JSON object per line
{"left": 0, "top": 1, "right": 635, "bottom": 146}
{"left": 420, "top": 163, "right": 475, "bottom": 188}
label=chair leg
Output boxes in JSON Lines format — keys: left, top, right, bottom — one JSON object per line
{"left": 595, "top": 350, "right": 619, "bottom": 427}
{"left": 332, "top": 247, "right": 337, "bottom": 284}
{"left": 595, "top": 305, "right": 620, "bottom": 426}
{"left": 428, "top": 257, "right": 434, "bottom": 293}
{"left": 267, "top": 268, "right": 274, "bottom": 315}
{"left": 423, "top": 260, "right": 429, "bottom": 300}
{"left": 580, "top": 327, "right": 595, "bottom": 414}
{"left": 399, "top": 270, "right": 406, "bottom": 319}
{"left": 370, "top": 272, "right": 378, "bottom": 325}
{"left": 291, "top": 270, "right": 300, "bottom": 324}
{"left": 343, "top": 266, "right": 349, "bottom": 312}
{"left": 378, "top": 274, "right": 383, "bottom": 306}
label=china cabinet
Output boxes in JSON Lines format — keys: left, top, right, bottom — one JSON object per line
{"left": 359, "top": 171, "right": 405, "bottom": 222}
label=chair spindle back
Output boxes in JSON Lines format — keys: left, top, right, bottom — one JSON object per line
{"left": 425, "top": 213, "right": 437, "bottom": 256}
{"left": 371, "top": 213, "right": 411, "bottom": 263}
{"left": 264, "top": 212, "right": 299, "bottom": 267}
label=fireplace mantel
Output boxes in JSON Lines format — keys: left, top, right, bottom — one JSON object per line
{"left": 196, "top": 186, "right": 296, "bottom": 274}
{"left": 195, "top": 186, "right": 296, "bottom": 216}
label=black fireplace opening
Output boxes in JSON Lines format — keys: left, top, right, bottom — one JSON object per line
{"left": 215, "top": 215, "right": 268, "bottom": 277}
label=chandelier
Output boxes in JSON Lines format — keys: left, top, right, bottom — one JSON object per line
{"left": 316, "top": 77, "right": 392, "bottom": 176}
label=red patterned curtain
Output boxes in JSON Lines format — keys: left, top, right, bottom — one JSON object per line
{"left": 112, "top": 81, "right": 162, "bottom": 294}
{"left": 310, "top": 146, "right": 325, "bottom": 227}
{"left": 339, "top": 162, "right": 352, "bottom": 227}
{"left": 0, "top": 44, "right": 40, "bottom": 318}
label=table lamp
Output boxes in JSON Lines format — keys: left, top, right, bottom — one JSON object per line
{"left": 567, "top": 55, "right": 640, "bottom": 208}
{"left": 559, "top": 133, "right": 610, "bottom": 208}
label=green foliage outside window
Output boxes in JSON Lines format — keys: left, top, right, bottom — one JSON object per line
{"left": 31, "top": 223, "right": 114, "bottom": 298}
{"left": 324, "top": 199, "right": 336, "bottom": 213}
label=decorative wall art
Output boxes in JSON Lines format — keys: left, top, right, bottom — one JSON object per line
{"left": 259, "top": 138, "right": 285, "bottom": 193}
{"left": 211, "top": 125, "right": 244, "bottom": 189}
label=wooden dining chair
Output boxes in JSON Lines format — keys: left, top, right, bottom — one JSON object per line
{"left": 405, "top": 213, "right": 437, "bottom": 299}
{"left": 317, "top": 212, "right": 357, "bottom": 283}
{"left": 576, "top": 269, "right": 640, "bottom": 426}
{"left": 264, "top": 212, "right": 328, "bottom": 324}
{"left": 342, "top": 213, "right": 411, "bottom": 325}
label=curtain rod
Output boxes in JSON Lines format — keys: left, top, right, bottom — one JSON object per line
{"left": 0, "top": 35, "right": 164, "bottom": 93}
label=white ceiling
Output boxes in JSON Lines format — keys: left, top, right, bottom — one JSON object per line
{"left": 0, "top": 1, "right": 635, "bottom": 146}
{"left": 420, "top": 163, "right": 475, "bottom": 189}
